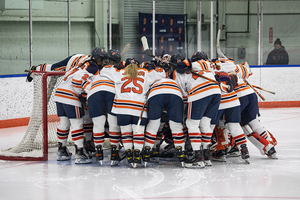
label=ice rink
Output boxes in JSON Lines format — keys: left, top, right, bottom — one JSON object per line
{"left": 0, "top": 107, "right": 300, "bottom": 200}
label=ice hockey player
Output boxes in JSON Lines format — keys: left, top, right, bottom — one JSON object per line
{"left": 210, "top": 58, "right": 250, "bottom": 164}
{"left": 87, "top": 49, "right": 124, "bottom": 166}
{"left": 26, "top": 48, "right": 109, "bottom": 159}
{"left": 54, "top": 47, "right": 108, "bottom": 164}
{"left": 173, "top": 52, "right": 221, "bottom": 168}
{"left": 211, "top": 58, "right": 277, "bottom": 159}
{"left": 99, "top": 60, "right": 165, "bottom": 168}
{"left": 142, "top": 58, "right": 185, "bottom": 167}
{"left": 234, "top": 62, "right": 277, "bottom": 159}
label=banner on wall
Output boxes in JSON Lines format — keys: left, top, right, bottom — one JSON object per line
{"left": 139, "top": 13, "right": 185, "bottom": 62}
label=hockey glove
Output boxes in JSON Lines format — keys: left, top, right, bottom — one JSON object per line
{"left": 26, "top": 65, "right": 38, "bottom": 82}
{"left": 215, "top": 71, "right": 230, "bottom": 82}
{"left": 219, "top": 73, "right": 238, "bottom": 93}
{"left": 176, "top": 59, "right": 192, "bottom": 74}
{"left": 78, "top": 93, "right": 87, "bottom": 104}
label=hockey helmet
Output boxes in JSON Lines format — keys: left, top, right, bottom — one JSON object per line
{"left": 191, "top": 51, "right": 208, "bottom": 62}
{"left": 125, "top": 58, "right": 140, "bottom": 67}
{"left": 170, "top": 53, "right": 185, "bottom": 64}
{"left": 108, "top": 49, "right": 121, "bottom": 63}
{"left": 91, "top": 47, "right": 108, "bottom": 63}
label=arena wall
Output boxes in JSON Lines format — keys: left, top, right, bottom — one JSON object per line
{"left": 0, "top": 65, "right": 299, "bottom": 128}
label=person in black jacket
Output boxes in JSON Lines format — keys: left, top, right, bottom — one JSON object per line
{"left": 266, "top": 38, "right": 289, "bottom": 65}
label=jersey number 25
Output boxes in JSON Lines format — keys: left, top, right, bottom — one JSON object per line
{"left": 121, "top": 77, "right": 144, "bottom": 94}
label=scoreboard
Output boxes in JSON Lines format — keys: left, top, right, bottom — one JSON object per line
{"left": 139, "top": 13, "right": 186, "bottom": 62}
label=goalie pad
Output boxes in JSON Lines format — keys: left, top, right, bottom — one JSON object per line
{"left": 267, "top": 130, "right": 277, "bottom": 146}
{"left": 242, "top": 125, "right": 274, "bottom": 155}
{"left": 212, "top": 125, "right": 229, "bottom": 151}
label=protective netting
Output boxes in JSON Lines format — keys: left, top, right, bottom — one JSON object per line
{"left": 0, "top": 72, "right": 73, "bottom": 159}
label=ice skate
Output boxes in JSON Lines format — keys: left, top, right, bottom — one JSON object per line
{"left": 57, "top": 142, "right": 72, "bottom": 161}
{"left": 125, "top": 149, "right": 134, "bottom": 166}
{"left": 240, "top": 144, "right": 250, "bottom": 164}
{"left": 95, "top": 145, "right": 103, "bottom": 165}
{"left": 110, "top": 145, "right": 123, "bottom": 166}
{"left": 132, "top": 149, "right": 142, "bottom": 168}
{"left": 163, "top": 142, "right": 176, "bottom": 154}
{"left": 149, "top": 144, "right": 160, "bottom": 163}
{"left": 142, "top": 146, "right": 151, "bottom": 167}
{"left": 84, "top": 140, "right": 96, "bottom": 157}
{"left": 203, "top": 148, "right": 212, "bottom": 166}
{"left": 266, "top": 147, "right": 278, "bottom": 159}
{"left": 184, "top": 150, "right": 205, "bottom": 168}
{"left": 74, "top": 145, "right": 92, "bottom": 164}
{"left": 212, "top": 149, "right": 227, "bottom": 162}
{"left": 227, "top": 145, "right": 241, "bottom": 157}
{"left": 175, "top": 146, "right": 185, "bottom": 167}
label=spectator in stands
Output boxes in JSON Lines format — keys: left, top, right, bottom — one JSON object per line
{"left": 266, "top": 38, "right": 289, "bottom": 65}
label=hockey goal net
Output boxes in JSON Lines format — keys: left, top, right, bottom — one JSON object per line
{"left": 0, "top": 71, "right": 72, "bottom": 161}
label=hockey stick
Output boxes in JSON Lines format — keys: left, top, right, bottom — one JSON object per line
{"left": 135, "top": 98, "right": 147, "bottom": 134}
{"left": 134, "top": 81, "right": 157, "bottom": 134}
{"left": 108, "top": 150, "right": 175, "bottom": 163}
{"left": 217, "top": 29, "right": 228, "bottom": 59}
{"left": 121, "top": 43, "right": 130, "bottom": 58}
{"left": 25, "top": 69, "right": 37, "bottom": 73}
{"left": 244, "top": 79, "right": 265, "bottom": 101}
{"left": 189, "top": 71, "right": 221, "bottom": 85}
{"left": 252, "top": 85, "right": 275, "bottom": 95}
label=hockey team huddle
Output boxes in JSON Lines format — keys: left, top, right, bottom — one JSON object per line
{"left": 27, "top": 46, "right": 278, "bottom": 168}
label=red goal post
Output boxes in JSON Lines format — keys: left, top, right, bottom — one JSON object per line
{"left": 0, "top": 71, "right": 68, "bottom": 161}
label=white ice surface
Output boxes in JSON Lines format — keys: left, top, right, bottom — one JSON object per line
{"left": 0, "top": 108, "right": 300, "bottom": 200}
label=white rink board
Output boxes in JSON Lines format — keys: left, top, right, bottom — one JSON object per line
{"left": 0, "top": 66, "right": 299, "bottom": 120}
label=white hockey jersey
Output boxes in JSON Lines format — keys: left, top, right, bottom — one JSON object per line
{"left": 148, "top": 78, "right": 183, "bottom": 100}
{"left": 54, "top": 66, "right": 95, "bottom": 107}
{"left": 87, "top": 68, "right": 116, "bottom": 100}
{"left": 65, "top": 54, "right": 90, "bottom": 71}
{"left": 173, "top": 60, "right": 221, "bottom": 103}
{"left": 100, "top": 65, "right": 165, "bottom": 117}
{"left": 234, "top": 62, "right": 255, "bottom": 98}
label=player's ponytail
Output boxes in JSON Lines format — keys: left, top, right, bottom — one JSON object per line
{"left": 125, "top": 63, "right": 138, "bottom": 79}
